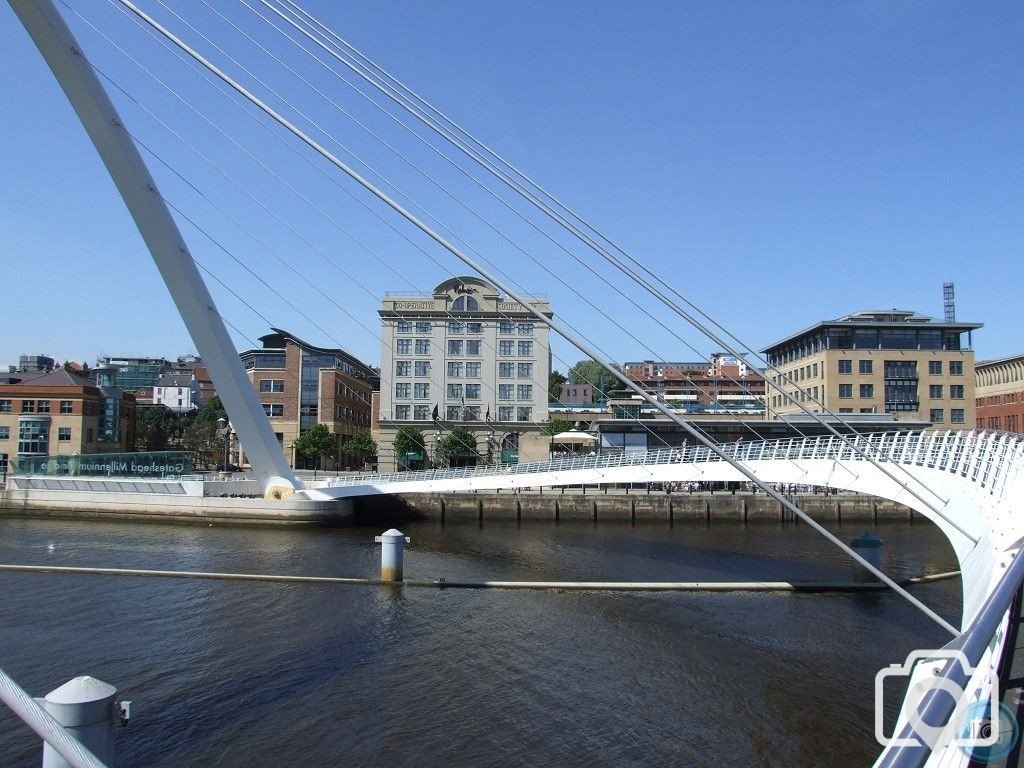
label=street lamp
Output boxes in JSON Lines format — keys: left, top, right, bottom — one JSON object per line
{"left": 216, "top": 417, "right": 230, "bottom": 470}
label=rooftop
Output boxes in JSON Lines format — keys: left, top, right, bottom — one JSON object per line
{"left": 762, "top": 308, "right": 983, "bottom": 352}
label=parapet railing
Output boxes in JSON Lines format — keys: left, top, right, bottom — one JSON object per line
{"left": 875, "top": 545, "right": 1024, "bottom": 768}
{"left": 320, "top": 430, "right": 1024, "bottom": 501}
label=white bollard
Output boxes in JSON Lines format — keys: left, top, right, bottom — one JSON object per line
{"left": 36, "top": 676, "right": 127, "bottom": 768}
{"left": 851, "top": 532, "right": 883, "bottom": 583}
{"left": 374, "top": 529, "right": 411, "bottom": 582}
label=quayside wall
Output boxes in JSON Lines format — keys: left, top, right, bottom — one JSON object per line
{"left": 354, "top": 490, "right": 916, "bottom": 525}
{"left": 0, "top": 482, "right": 913, "bottom": 527}
{"left": 0, "top": 480, "right": 352, "bottom": 526}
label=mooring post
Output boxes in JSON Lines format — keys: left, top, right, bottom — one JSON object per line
{"left": 375, "top": 529, "right": 410, "bottom": 582}
{"left": 851, "top": 532, "right": 883, "bottom": 583}
{"left": 36, "top": 675, "right": 128, "bottom": 768}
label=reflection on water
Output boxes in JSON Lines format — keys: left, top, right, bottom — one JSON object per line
{"left": 0, "top": 516, "right": 960, "bottom": 767}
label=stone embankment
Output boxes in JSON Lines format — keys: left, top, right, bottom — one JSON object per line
{"left": 355, "top": 488, "right": 916, "bottom": 525}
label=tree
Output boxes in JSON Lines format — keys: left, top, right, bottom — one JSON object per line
{"left": 548, "top": 369, "right": 568, "bottom": 402}
{"left": 194, "top": 394, "right": 227, "bottom": 428}
{"left": 393, "top": 426, "right": 426, "bottom": 470}
{"left": 136, "top": 407, "right": 174, "bottom": 451}
{"left": 343, "top": 430, "right": 377, "bottom": 469}
{"left": 436, "top": 426, "right": 479, "bottom": 467}
{"left": 182, "top": 419, "right": 219, "bottom": 469}
{"left": 293, "top": 424, "right": 336, "bottom": 479}
{"left": 568, "top": 359, "right": 618, "bottom": 402}
{"left": 541, "top": 419, "right": 574, "bottom": 436}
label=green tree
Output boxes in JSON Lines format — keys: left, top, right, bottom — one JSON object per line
{"left": 548, "top": 369, "right": 568, "bottom": 402}
{"left": 293, "top": 423, "right": 337, "bottom": 479}
{"left": 568, "top": 359, "right": 618, "bottom": 402}
{"left": 393, "top": 426, "right": 426, "bottom": 469}
{"left": 343, "top": 430, "right": 377, "bottom": 469}
{"left": 182, "top": 419, "right": 218, "bottom": 469}
{"left": 437, "top": 426, "right": 479, "bottom": 467}
{"left": 541, "top": 419, "right": 574, "bottom": 436}
{"left": 194, "top": 395, "right": 227, "bottom": 427}
{"left": 135, "top": 407, "right": 174, "bottom": 451}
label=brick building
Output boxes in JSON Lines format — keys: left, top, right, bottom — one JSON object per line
{"left": 0, "top": 368, "right": 136, "bottom": 473}
{"left": 621, "top": 354, "right": 765, "bottom": 412}
{"left": 239, "top": 328, "right": 376, "bottom": 470}
{"left": 976, "top": 354, "right": 1024, "bottom": 433}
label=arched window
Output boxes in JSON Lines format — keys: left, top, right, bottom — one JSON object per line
{"left": 452, "top": 296, "right": 479, "bottom": 312}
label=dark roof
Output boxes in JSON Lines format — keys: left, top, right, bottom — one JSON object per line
{"left": 242, "top": 327, "right": 376, "bottom": 380}
{"left": 0, "top": 368, "right": 96, "bottom": 388}
{"left": 154, "top": 372, "right": 195, "bottom": 387}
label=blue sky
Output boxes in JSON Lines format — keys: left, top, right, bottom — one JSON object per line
{"left": 1, "top": 0, "right": 1021, "bottom": 371}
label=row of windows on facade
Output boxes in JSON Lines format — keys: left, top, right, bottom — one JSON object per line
{"left": 394, "top": 383, "right": 534, "bottom": 401}
{"left": 260, "top": 403, "right": 370, "bottom": 425}
{"left": 395, "top": 339, "right": 535, "bottom": 357}
{"left": 832, "top": 407, "right": 967, "bottom": 423}
{"left": 774, "top": 359, "right": 965, "bottom": 386}
{"left": 243, "top": 354, "right": 371, "bottom": 381}
{"left": 393, "top": 361, "right": 534, "bottom": 379}
{"left": 257, "top": 380, "right": 370, "bottom": 403}
{"left": 394, "top": 320, "right": 534, "bottom": 335}
{"left": 1, "top": 423, "right": 84, "bottom": 454}
{"left": 983, "top": 415, "right": 1021, "bottom": 431}
{"left": 771, "top": 383, "right": 965, "bottom": 408}
{"left": 977, "top": 393, "right": 1021, "bottom": 407}
{"left": 390, "top": 404, "right": 533, "bottom": 422}
{"left": 768, "top": 328, "right": 966, "bottom": 365}
{"left": 0, "top": 399, "right": 83, "bottom": 415}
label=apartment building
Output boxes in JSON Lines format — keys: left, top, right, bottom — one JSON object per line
{"left": 763, "top": 309, "right": 981, "bottom": 428}
{"left": 621, "top": 354, "right": 765, "bottom": 413}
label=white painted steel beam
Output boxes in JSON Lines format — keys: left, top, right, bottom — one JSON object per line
{"left": 8, "top": 0, "right": 299, "bottom": 496}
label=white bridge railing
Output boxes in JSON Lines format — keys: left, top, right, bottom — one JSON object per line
{"left": 320, "top": 430, "right": 1024, "bottom": 500}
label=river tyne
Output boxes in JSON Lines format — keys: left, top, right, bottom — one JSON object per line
{"left": 0, "top": 514, "right": 960, "bottom": 767}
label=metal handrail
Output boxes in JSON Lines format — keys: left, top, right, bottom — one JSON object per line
{"left": 876, "top": 547, "right": 1024, "bottom": 768}
{"left": 318, "top": 430, "right": 1024, "bottom": 500}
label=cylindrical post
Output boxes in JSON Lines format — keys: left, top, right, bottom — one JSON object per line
{"left": 37, "top": 676, "right": 119, "bottom": 768}
{"left": 851, "top": 532, "right": 883, "bottom": 583}
{"left": 374, "top": 529, "right": 410, "bottom": 582}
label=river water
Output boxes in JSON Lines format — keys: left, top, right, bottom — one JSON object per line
{"left": 0, "top": 515, "right": 960, "bottom": 767}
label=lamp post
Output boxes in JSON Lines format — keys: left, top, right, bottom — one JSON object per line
{"left": 217, "top": 417, "right": 230, "bottom": 470}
